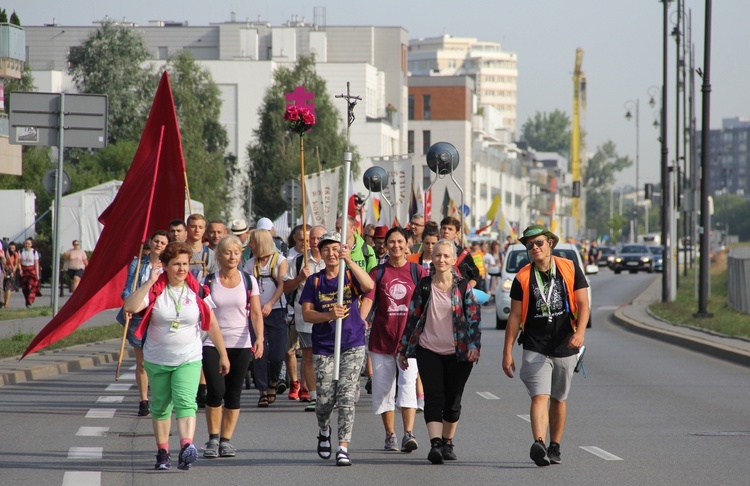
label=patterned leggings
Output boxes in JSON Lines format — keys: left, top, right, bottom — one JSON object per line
{"left": 314, "top": 346, "right": 365, "bottom": 443}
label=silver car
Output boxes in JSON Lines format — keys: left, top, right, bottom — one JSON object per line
{"left": 489, "top": 243, "right": 594, "bottom": 330}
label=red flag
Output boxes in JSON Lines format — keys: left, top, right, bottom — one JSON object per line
{"left": 424, "top": 189, "right": 432, "bottom": 221}
{"left": 23, "top": 72, "right": 187, "bottom": 358}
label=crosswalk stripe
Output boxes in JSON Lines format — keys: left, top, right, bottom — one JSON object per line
{"left": 580, "top": 446, "right": 623, "bottom": 460}
{"left": 517, "top": 414, "right": 531, "bottom": 422}
{"left": 62, "top": 471, "right": 101, "bottom": 486}
{"left": 105, "top": 383, "right": 132, "bottom": 391}
{"left": 76, "top": 427, "right": 109, "bottom": 437}
{"left": 86, "top": 408, "right": 116, "bottom": 418}
{"left": 118, "top": 372, "right": 136, "bottom": 381}
{"left": 96, "top": 396, "right": 124, "bottom": 403}
{"left": 67, "top": 447, "right": 103, "bottom": 460}
{"left": 477, "top": 391, "right": 500, "bottom": 400}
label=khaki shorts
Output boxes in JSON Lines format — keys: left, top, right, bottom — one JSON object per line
{"left": 287, "top": 322, "right": 300, "bottom": 352}
{"left": 519, "top": 349, "right": 577, "bottom": 402}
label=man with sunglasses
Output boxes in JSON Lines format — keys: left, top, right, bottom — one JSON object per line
{"left": 501, "top": 224, "right": 589, "bottom": 467}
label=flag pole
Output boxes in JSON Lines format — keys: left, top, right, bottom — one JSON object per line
{"left": 115, "top": 125, "right": 166, "bottom": 380}
{"left": 184, "top": 172, "right": 193, "bottom": 215}
{"left": 333, "top": 82, "right": 361, "bottom": 381}
{"left": 300, "top": 135, "right": 309, "bottom": 259}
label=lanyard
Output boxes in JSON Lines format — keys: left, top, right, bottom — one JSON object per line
{"left": 533, "top": 258, "right": 556, "bottom": 319}
{"left": 166, "top": 283, "right": 186, "bottom": 318}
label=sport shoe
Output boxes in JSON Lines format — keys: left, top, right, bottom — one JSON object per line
{"left": 219, "top": 441, "right": 237, "bottom": 457}
{"left": 138, "top": 400, "right": 150, "bottom": 417}
{"left": 401, "top": 431, "right": 418, "bottom": 453}
{"left": 441, "top": 440, "right": 457, "bottom": 460}
{"left": 305, "top": 399, "right": 316, "bottom": 412}
{"left": 288, "top": 381, "right": 301, "bottom": 400}
{"left": 276, "top": 380, "right": 288, "bottom": 395}
{"left": 365, "top": 377, "right": 372, "bottom": 394}
{"left": 154, "top": 448, "right": 171, "bottom": 470}
{"left": 202, "top": 438, "right": 219, "bottom": 458}
{"left": 530, "top": 438, "right": 550, "bottom": 467}
{"left": 384, "top": 432, "right": 399, "bottom": 451}
{"left": 299, "top": 387, "right": 311, "bottom": 402}
{"left": 336, "top": 449, "right": 352, "bottom": 466}
{"left": 427, "top": 440, "right": 444, "bottom": 464}
{"left": 547, "top": 442, "right": 561, "bottom": 464}
{"left": 178, "top": 443, "right": 198, "bottom": 470}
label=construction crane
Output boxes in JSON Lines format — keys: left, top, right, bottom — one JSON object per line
{"left": 571, "top": 48, "right": 586, "bottom": 235}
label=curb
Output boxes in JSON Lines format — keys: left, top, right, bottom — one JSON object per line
{"left": 0, "top": 339, "right": 135, "bottom": 388}
{"left": 612, "top": 307, "right": 750, "bottom": 368}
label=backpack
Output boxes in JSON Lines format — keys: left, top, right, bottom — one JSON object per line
{"left": 366, "top": 262, "right": 422, "bottom": 321}
{"left": 202, "top": 270, "right": 255, "bottom": 314}
{"left": 252, "top": 252, "right": 281, "bottom": 281}
{"left": 286, "top": 253, "right": 306, "bottom": 308}
{"left": 189, "top": 245, "right": 210, "bottom": 279}
{"left": 454, "top": 247, "right": 470, "bottom": 278}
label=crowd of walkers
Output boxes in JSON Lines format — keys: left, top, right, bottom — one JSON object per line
{"left": 110, "top": 212, "right": 585, "bottom": 471}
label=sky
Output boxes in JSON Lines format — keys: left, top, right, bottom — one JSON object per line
{"left": 7, "top": 0, "right": 750, "bottom": 188}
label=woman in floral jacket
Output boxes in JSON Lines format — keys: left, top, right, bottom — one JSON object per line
{"left": 398, "top": 238, "right": 481, "bottom": 465}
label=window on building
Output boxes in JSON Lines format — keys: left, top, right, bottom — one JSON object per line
{"left": 448, "top": 59, "right": 456, "bottom": 68}
{"left": 423, "top": 165, "right": 432, "bottom": 188}
{"left": 423, "top": 94, "right": 431, "bottom": 120}
{"left": 506, "top": 191, "right": 512, "bottom": 205}
{"left": 408, "top": 95, "right": 415, "bottom": 120}
{"left": 408, "top": 130, "right": 414, "bottom": 154}
{"left": 515, "top": 194, "right": 522, "bottom": 206}
{"left": 158, "top": 46, "right": 169, "bottom": 59}
{"left": 423, "top": 130, "right": 431, "bottom": 155}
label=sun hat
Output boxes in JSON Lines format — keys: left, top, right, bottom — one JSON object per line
{"left": 256, "top": 217, "right": 273, "bottom": 231}
{"left": 317, "top": 231, "right": 341, "bottom": 249}
{"left": 519, "top": 224, "right": 559, "bottom": 249}
{"left": 230, "top": 219, "right": 249, "bottom": 235}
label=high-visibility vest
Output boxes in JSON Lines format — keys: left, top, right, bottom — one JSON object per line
{"left": 472, "top": 251, "right": 486, "bottom": 277}
{"left": 515, "top": 255, "right": 578, "bottom": 331}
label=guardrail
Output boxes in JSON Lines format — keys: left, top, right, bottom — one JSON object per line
{"left": 727, "top": 246, "right": 750, "bottom": 314}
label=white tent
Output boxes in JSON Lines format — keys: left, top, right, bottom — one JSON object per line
{"left": 59, "top": 180, "right": 204, "bottom": 251}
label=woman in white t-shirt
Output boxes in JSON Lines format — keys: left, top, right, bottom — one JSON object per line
{"left": 19, "top": 238, "right": 41, "bottom": 307}
{"left": 243, "top": 229, "right": 288, "bottom": 407}
{"left": 124, "top": 241, "right": 230, "bottom": 472}
{"left": 201, "top": 235, "right": 264, "bottom": 458}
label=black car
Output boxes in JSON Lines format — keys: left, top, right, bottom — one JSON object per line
{"left": 612, "top": 244, "right": 655, "bottom": 274}
{"left": 597, "top": 246, "right": 616, "bottom": 267}
{"left": 647, "top": 245, "right": 664, "bottom": 272}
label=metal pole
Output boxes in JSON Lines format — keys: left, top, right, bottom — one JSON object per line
{"left": 51, "top": 93, "right": 65, "bottom": 315}
{"left": 660, "top": 0, "right": 672, "bottom": 303}
{"left": 635, "top": 100, "right": 640, "bottom": 242}
{"left": 674, "top": 0, "right": 681, "bottom": 289}
{"left": 695, "top": 0, "right": 712, "bottom": 318}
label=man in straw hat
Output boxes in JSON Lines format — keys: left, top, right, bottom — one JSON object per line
{"left": 501, "top": 224, "right": 589, "bottom": 467}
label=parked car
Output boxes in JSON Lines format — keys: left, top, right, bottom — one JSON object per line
{"left": 597, "top": 246, "right": 616, "bottom": 267}
{"left": 647, "top": 245, "right": 664, "bottom": 272}
{"left": 489, "top": 243, "right": 594, "bottom": 330}
{"left": 612, "top": 244, "right": 655, "bottom": 274}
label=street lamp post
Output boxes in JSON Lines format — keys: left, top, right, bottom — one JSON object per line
{"left": 660, "top": 0, "right": 672, "bottom": 303}
{"left": 625, "top": 100, "right": 640, "bottom": 243}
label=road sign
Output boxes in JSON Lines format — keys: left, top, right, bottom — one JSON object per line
{"left": 281, "top": 179, "right": 302, "bottom": 205}
{"left": 42, "top": 169, "right": 71, "bottom": 196}
{"left": 9, "top": 92, "right": 108, "bottom": 148}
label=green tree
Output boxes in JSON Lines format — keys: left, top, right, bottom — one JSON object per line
{"left": 246, "top": 55, "right": 358, "bottom": 220}
{"left": 521, "top": 109, "right": 571, "bottom": 158}
{"left": 67, "top": 21, "right": 158, "bottom": 144}
{"left": 584, "top": 141, "right": 632, "bottom": 237}
{"left": 166, "top": 51, "right": 231, "bottom": 220}
{"left": 3, "top": 64, "right": 35, "bottom": 115}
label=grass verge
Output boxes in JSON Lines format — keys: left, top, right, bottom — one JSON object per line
{"left": 0, "top": 306, "right": 53, "bottom": 321}
{"left": 0, "top": 323, "right": 123, "bottom": 360}
{"left": 650, "top": 251, "right": 750, "bottom": 339}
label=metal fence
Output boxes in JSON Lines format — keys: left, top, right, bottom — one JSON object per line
{"left": 727, "top": 246, "right": 750, "bottom": 314}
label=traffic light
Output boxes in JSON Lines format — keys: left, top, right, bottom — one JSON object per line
{"left": 572, "top": 181, "right": 581, "bottom": 198}
{"left": 644, "top": 183, "right": 653, "bottom": 200}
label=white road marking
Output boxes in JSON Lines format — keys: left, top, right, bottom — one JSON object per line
{"left": 128, "top": 365, "right": 137, "bottom": 370}
{"left": 477, "top": 391, "right": 500, "bottom": 400}
{"left": 580, "top": 446, "right": 623, "bottom": 460}
{"left": 118, "top": 372, "right": 136, "bottom": 381}
{"left": 76, "top": 426, "right": 109, "bottom": 437}
{"left": 96, "top": 396, "right": 124, "bottom": 403}
{"left": 594, "top": 305, "right": 620, "bottom": 311}
{"left": 62, "top": 471, "right": 101, "bottom": 486}
{"left": 86, "top": 408, "right": 116, "bottom": 418}
{"left": 517, "top": 414, "right": 531, "bottom": 422}
{"left": 105, "top": 383, "right": 132, "bottom": 391}
{"left": 68, "top": 447, "right": 103, "bottom": 460}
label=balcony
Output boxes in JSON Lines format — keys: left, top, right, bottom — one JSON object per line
{"left": 0, "top": 23, "right": 25, "bottom": 79}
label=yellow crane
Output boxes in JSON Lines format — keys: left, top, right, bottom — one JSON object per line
{"left": 571, "top": 48, "right": 586, "bottom": 234}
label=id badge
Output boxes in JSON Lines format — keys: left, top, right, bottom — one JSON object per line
{"left": 170, "top": 320, "right": 180, "bottom": 332}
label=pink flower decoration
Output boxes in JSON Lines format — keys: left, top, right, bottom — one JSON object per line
{"left": 285, "top": 105, "right": 316, "bottom": 134}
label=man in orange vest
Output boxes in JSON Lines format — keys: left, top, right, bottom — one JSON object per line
{"left": 501, "top": 224, "right": 589, "bottom": 467}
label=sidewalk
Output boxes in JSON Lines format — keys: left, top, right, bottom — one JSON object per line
{"left": 612, "top": 277, "right": 750, "bottom": 368}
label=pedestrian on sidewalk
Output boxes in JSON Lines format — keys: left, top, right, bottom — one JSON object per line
{"left": 19, "top": 238, "right": 41, "bottom": 307}
{"left": 63, "top": 240, "right": 88, "bottom": 293}
{"left": 502, "top": 225, "right": 589, "bottom": 467}
{"left": 3, "top": 241, "right": 20, "bottom": 308}
{"left": 124, "top": 241, "right": 230, "bottom": 471}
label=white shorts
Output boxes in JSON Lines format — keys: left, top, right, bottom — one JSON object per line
{"left": 370, "top": 352, "right": 419, "bottom": 415}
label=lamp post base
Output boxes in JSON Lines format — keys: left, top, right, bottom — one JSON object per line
{"left": 692, "top": 311, "right": 713, "bottom": 319}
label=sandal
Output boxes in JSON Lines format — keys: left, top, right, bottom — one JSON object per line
{"left": 258, "top": 395, "right": 270, "bottom": 408}
{"left": 336, "top": 449, "right": 352, "bottom": 466}
{"left": 317, "top": 426, "right": 332, "bottom": 460}
{"left": 266, "top": 391, "right": 277, "bottom": 404}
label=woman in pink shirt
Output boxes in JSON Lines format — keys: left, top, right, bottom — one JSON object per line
{"left": 63, "top": 240, "right": 88, "bottom": 292}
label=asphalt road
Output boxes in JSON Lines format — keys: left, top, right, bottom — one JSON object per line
{"left": 0, "top": 269, "right": 748, "bottom": 485}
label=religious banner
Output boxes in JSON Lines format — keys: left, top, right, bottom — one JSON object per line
{"left": 304, "top": 166, "right": 341, "bottom": 230}
{"left": 378, "top": 157, "right": 413, "bottom": 227}
{"left": 424, "top": 188, "right": 432, "bottom": 221}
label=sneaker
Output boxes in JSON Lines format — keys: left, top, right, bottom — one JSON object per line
{"left": 427, "top": 440, "right": 444, "bottom": 464}
{"left": 299, "top": 387, "right": 311, "bottom": 402}
{"left": 547, "top": 442, "right": 561, "bottom": 464}
{"left": 178, "top": 443, "right": 198, "bottom": 470}
{"left": 401, "top": 432, "right": 418, "bottom": 453}
{"left": 305, "top": 399, "right": 316, "bottom": 412}
{"left": 154, "top": 449, "right": 171, "bottom": 470}
{"left": 219, "top": 441, "right": 237, "bottom": 457}
{"left": 384, "top": 432, "right": 399, "bottom": 451}
{"left": 276, "top": 380, "right": 288, "bottom": 395}
{"left": 441, "top": 440, "right": 457, "bottom": 460}
{"left": 288, "top": 381, "right": 301, "bottom": 400}
{"left": 202, "top": 438, "right": 219, "bottom": 458}
{"left": 138, "top": 400, "right": 150, "bottom": 417}
{"left": 365, "top": 377, "right": 372, "bottom": 394}
{"left": 530, "top": 439, "right": 550, "bottom": 467}
{"left": 317, "top": 425, "right": 332, "bottom": 460}
{"left": 336, "top": 449, "right": 352, "bottom": 466}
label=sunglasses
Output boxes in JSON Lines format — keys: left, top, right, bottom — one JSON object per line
{"left": 525, "top": 238, "right": 547, "bottom": 250}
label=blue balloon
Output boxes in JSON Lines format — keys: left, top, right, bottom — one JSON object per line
{"left": 472, "top": 288, "right": 490, "bottom": 305}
